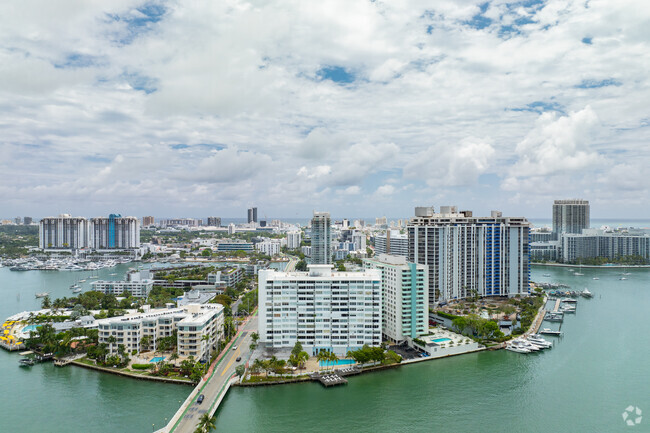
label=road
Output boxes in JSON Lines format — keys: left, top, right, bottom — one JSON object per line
{"left": 170, "top": 314, "right": 258, "bottom": 433}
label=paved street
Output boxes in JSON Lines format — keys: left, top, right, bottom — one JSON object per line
{"left": 171, "top": 313, "right": 258, "bottom": 433}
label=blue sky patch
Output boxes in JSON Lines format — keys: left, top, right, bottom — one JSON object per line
{"left": 575, "top": 78, "right": 621, "bottom": 89}
{"left": 122, "top": 71, "right": 158, "bottom": 94}
{"left": 317, "top": 66, "right": 356, "bottom": 84}
{"left": 108, "top": 2, "right": 166, "bottom": 44}
{"left": 582, "top": 37, "right": 592, "bottom": 44}
{"left": 54, "top": 53, "right": 100, "bottom": 69}
{"left": 509, "top": 100, "right": 565, "bottom": 113}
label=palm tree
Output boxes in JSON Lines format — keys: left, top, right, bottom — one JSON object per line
{"left": 316, "top": 349, "right": 329, "bottom": 371}
{"left": 107, "top": 335, "right": 117, "bottom": 355}
{"left": 298, "top": 351, "right": 309, "bottom": 370}
{"left": 169, "top": 351, "right": 179, "bottom": 366}
{"left": 328, "top": 351, "right": 339, "bottom": 368}
{"left": 201, "top": 334, "right": 211, "bottom": 359}
{"left": 195, "top": 413, "right": 216, "bottom": 432}
{"left": 251, "top": 332, "right": 259, "bottom": 345}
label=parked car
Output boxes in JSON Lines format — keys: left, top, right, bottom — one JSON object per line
{"left": 197, "top": 394, "right": 204, "bottom": 404}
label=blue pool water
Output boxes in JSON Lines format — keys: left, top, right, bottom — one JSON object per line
{"left": 21, "top": 324, "right": 41, "bottom": 333}
{"left": 149, "top": 356, "right": 166, "bottom": 363}
{"left": 319, "top": 359, "right": 356, "bottom": 367}
{"left": 433, "top": 338, "right": 451, "bottom": 343}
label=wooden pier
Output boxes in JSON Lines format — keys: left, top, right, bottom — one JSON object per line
{"left": 311, "top": 367, "right": 361, "bottom": 387}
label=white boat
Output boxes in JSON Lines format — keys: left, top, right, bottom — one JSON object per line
{"left": 620, "top": 277, "right": 627, "bottom": 280}
{"left": 72, "top": 288, "right": 82, "bottom": 293}
{"left": 574, "top": 272, "right": 584, "bottom": 276}
{"left": 540, "top": 328, "right": 563, "bottom": 336}
{"left": 526, "top": 337, "right": 552, "bottom": 348}
{"left": 35, "top": 292, "right": 49, "bottom": 298}
{"left": 581, "top": 288, "right": 593, "bottom": 298}
{"left": 542, "top": 273, "right": 551, "bottom": 277}
{"left": 78, "top": 279, "right": 86, "bottom": 283}
{"left": 70, "top": 284, "right": 80, "bottom": 290}
{"left": 592, "top": 277, "right": 599, "bottom": 280}
{"left": 505, "top": 344, "right": 530, "bottom": 354}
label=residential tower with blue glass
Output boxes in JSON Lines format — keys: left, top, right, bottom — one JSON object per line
{"left": 408, "top": 206, "right": 530, "bottom": 304}
{"left": 89, "top": 214, "right": 140, "bottom": 250}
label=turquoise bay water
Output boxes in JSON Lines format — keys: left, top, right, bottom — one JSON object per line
{"left": 0, "top": 264, "right": 190, "bottom": 433}
{"left": 214, "top": 265, "right": 650, "bottom": 433}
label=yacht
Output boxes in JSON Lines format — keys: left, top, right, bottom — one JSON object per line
{"left": 506, "top": 344, "right": 530, "bottom": 354}
{"left": 70, "top": 283, "right": 80, "bottom": 290}
{"left": 592, "top": 277, "right": 599, "bottom": 280}
{"left": 78, "top": 279, "right": 86, "bottom": 283}
{"left": 620, "top": 277, "right": 627, "bottom": 280}
{"left": 526, "top": 336, "right": 552, "bottom": 348}
{"left": 72, "top": 288, "right": 82, "bottom": 293}
{"left": 540, "top": 328, "right": 563, "bottom": 336}
{"left": 560, "top": 305, "right": 576, "bottom": 314}
{"left": 581, "top": 288, "right": 593, "bottom": 298}
{"left": 35, "top": 292, "right": 49, "bottom": 298}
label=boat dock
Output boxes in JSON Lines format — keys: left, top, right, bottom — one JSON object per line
{"left": 552, "top": 299, "right": 561, "bottom": 313}
{"left": 311, "top": 367, "right": 361, "bottom": 388}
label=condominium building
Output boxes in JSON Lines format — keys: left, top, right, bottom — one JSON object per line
{"left": 364, "top": 254, "right": 428, "bottom": 343}
{"left": 311, "top": 211, "right": 331, "bottom": 264}
{"left": 552, "top": 199, "right": 590, "bottom": 238}
{"left": 97, "top": 304, "right": 224, "bottom": 360}
{"left": 561, "top": 229, "right": 650, "bottom": 262}
{"left": 258, "top": 265, "right": 382, "bottom": 356}
{"left": 287, "top": 231, "right": 302, "bottom": 249}
{"left": 142, "top": 216, "right": 155, "bottom": 227}
{"left": 207, "top": 217, "right": 221, "bottom": 227}
{"left": 39, "top": 214, "right": 89, "bottom": 249}
{"left": 256, "top": 240, "right": 281, "bottom": 256}
{"left": 161, "top": 218, "right": 201, "bottom": 228}
{"left": 89, "top": 215, "right": 140, "bottom": 249}
{"left": 91, "top": 271, "right": 154, "bottom": 298}
{"left": 352, "top": 231, "right": 367, "bottom": 251}
{"left": 374, "top": 230, "right": 409, "bottom": 257}
{"left": 408, "top": 206, "right": 531, "bottom": 304}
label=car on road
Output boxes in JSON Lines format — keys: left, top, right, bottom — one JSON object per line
{"left": 197, "top": 394, "right": 204, "bottom": 404}
{"left": 236, "top": 356, "right": 241, "bottom": 362}
{"left": 232, "top": 345, "right": 238, "bottom": 351}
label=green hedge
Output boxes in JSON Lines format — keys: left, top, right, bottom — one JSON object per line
{"left": 434, "top": 311, "right": 460, "bottom": 320}
{"left": 131, "top": 364, "right": 154, "bottom": 370}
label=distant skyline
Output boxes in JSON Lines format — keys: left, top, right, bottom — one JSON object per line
{"left": 2, "top": 2, "right": 649, "bottom": 218}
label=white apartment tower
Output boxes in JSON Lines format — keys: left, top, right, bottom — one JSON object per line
{"left": 375, "top": 230, "right": 409, "bottom": 257}
{"left": 287, "top": 231, "right": 302, "bottom": 249}
{"left": 89, "top": 215, "right": 140, "bottom": 249}
{"left": 408, "top": 206, "right": 531, "bottom": 304}
{"left": 364, "top": 254, "right": 428, "bottom": 344}
{"left": 258, "top": 265, "right": 382, "bottom": 356}
{"left": 311, "top": 211, "right": 331, "bottom": 264}
{"left": 39, "top": 214, "right": 89, "bottom": 249}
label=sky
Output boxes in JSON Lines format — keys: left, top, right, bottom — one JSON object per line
{"left": 1, "top": 0, "right": 649, "bottom": 220}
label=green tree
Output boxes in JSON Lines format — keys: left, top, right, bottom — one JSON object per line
{"left": 235, "top": 364, "right": 246, "bottom": 377}
{"left": 195, "top": 413, "right": 216, "bottom": 433}
{"left": 41, "top": 295, "right": 51, "bottom": 309}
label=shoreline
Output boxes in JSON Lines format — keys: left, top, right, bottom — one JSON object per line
{"left": 234, "top": 346, "right": 489, "bottom": 388}
{"left": 532, "top": 262, "right": 650, "bottom": 269}
{"left": 70, "top": 360, "right": 195, "bottom": 386}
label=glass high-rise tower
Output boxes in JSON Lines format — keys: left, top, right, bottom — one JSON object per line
{"left": 552, "top": 199, "right": 590, "bottom": 238}
{"left": 311, "top": 211, "right": 331, "bottom": 264}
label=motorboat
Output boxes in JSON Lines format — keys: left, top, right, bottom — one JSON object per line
{"left": 581, "top": 288, "right": 593, "bottom": 298}
{"left": 592, "top": 277, "right": 599, "bottom": 280}
{"left": 70, "top": 284, "right": 80, "bottom": 290}
{"left": 540, "top": 328, "right": 563, "bottom": 336}
{"left": 561, "top": 298, "right": 577, "bottom": 303}
{"left": 35, "top": 292, "right": 49, "bottom": 298}
{"left": 542, "top": 273, "right": 551, "bottom": 277}
{"left": 19, "top": 358, "right": 35, "bottom": 367}
{"left": 72, "top": 288, "right": 82, "bottom": 293}
{"left": 620, "top": 277, "right": 627, "bottom": 280}
{"left": 560, "top": 305, "right": 576, "bottom": 314}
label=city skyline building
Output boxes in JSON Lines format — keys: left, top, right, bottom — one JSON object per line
{"left": 552, "top": 199, "right": 590, "bottom": 238}
{"left": 247, "top": 207, "right": 258, "bottom": 224}
{"left": 89, "top": 215, "right": 140, "bottom": 250}
{"left": 142, "top": 216, "right": 155, "bottom": 227}
{"left": 207, "top": 216, "right": 221, "bottom": 227}
{"left": 311, "top": 211, "right": 331, "bottom": 264}
{"left": 375, "top": 229, "right": 409, "bottom": 257}
{"left": 408, "top": 206, "right": 531, "bottom": 304}
{"left": 39, "top": 214, "right": 89, "bottom": 249}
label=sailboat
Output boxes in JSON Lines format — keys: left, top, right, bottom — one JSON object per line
{"left": 574, "top": 262, "right": 584, "bottom": 276}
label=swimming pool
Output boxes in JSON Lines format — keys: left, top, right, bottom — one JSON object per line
{"left": 433, "top": 338, "right": 452, "bottom": 343}
{"left": 21, "top": 324, "right": 41, "bottom": 334}
{"left": 319, "top": 359, "right": 356, "bottom": 367}
{"left": 149, "top": 356, "right": 166, "bottom": 363}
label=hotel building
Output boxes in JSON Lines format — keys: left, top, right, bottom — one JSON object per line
{"left": 552, "top": 199, "right": 590, "bottom": 238}
{"left": 311, "top": 211, "right": 332, "bottom": 264}
{"left": 258, "top": 265, "right": 382, "bottom": 356}
{"left": 374, "top": 230, "right": 409, "bottom": 258}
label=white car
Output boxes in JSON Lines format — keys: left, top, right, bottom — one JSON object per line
{"left": 232, "top": 345, "right": 238, "bottom": 351}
